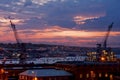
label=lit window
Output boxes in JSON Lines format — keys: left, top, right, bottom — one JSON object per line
{"left": 33, "top": 77, "right": 37, "bottom": 80}
{"left": 99, "top": 73, "right": 102, "bottom": 77}
{"left": 105, "top": 73, "right": 108, "bottom": 77}
{"left": 20, "top": 76, "right": 22, "bottom": 79}
{"left": 80, "top": 74, "right": 82, "bottom": 78}
{"left": 21, "top": 76, "right": 24, "bottom": 79}
{"left": 86, "top": 74, "right": 89, "bottom": 78}
{"left": 90, "top": 71, "right": 95, "bottom": 78}
{"left": 25, "top": 76, "right": 27, "bottom": 80}
{"left": 110, "top": 74, "right": 113, "bottom": 80}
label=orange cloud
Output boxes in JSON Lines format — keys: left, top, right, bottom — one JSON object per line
{"left": 73, "top": 14, "right": 105, "bottom": 25}
{"left": 18, "top": 26, "right": 120, "bottom": 39}
{"left": 0, "top": 17, "right": 24, "bottom": 27}
{"left": 0, "top": 26, "right": 120, "bottom": 46}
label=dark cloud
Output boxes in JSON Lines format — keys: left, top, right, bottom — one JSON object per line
{"left": 41, "top": 0, "right": 104, "bottom": 28}
{"left": 23, "top": 0, "right": 33, "bottom": 7}
{"left": 17, "top": 17, "right": 47, "bottom": 30}
{"left": 0, "top": 0, "right": 120, "bottom": 31}
{"left": 78, "top": 0, "right": 120, "bottom": 31}
{"left": 12, "top": 0, "right": 105, "bottom": 30}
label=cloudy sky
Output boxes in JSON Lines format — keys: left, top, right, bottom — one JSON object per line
{"left": 0, "top": 0, "right": 120, "bottom": 47}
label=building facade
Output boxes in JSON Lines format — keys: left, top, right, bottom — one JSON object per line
{"left": 19, "top": 68, "right": 73, "bottom": 80}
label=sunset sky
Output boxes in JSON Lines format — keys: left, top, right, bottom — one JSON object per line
{"left": 0, "top": 0, "right": 120, "bottom": 47}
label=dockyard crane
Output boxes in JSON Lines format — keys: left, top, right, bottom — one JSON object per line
{"left": 9, "top": 17, "right": 26, "bottom": 64}
{"left": 103, "top": 22, "right": 113, "bottom": 49}
{"left": 86, "top": 23, "right": 116, "bottom": 62}
{"left": 9, "top": 18, "right": 20, "bottom": 45}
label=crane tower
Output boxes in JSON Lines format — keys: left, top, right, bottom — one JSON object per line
{"left": 9, "top": 18, "right": 26, "bottom": 64}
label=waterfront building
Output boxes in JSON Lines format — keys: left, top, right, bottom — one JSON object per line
{"left": 19, "top": 68, "right": 73, "bottom": 80}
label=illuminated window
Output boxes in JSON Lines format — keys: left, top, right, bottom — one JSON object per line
{"left": 21, "top": 76, "right": 24, "bottom": 79}
{"left": 105, "top": 73, "right": 108, "bottom": 77}
{"left": 86, "top": 74, "right": 89, "bottom": 78}
{"left": 99, "top": 73, "right": 102, "bottom": 77}
{"left": 110, "top": 74, "right": 113, "bottom": 80}
{"left": 80, "top": 74, "right": 82, "bottom": 78}
{"left": 25, "top": 76, "right": 27, "bottom": 80}
{"left": 90, "top": 71, "right": 95, "bottom": 78}
{"left": 33, "top": 77, "right": 37, "bottom": 80}
{"left": 102, "top": 50, "right": 106, "bottom": 53}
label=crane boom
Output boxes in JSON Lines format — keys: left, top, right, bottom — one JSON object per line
{"left": 10, "top": 20, "right": 20, "bottom": 44}
{"left": 9, "top": 18, "right": 27, "bottom": 64}
{"left": 103, "top": 22, "right": 113, "bottom": 49}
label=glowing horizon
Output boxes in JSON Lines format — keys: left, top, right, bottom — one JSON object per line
{"left": 0, "top": 26, "right": 119, "bottom": 47}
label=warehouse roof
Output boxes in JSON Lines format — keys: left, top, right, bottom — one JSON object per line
{"left": 19, "top": 68, "right": 72, "bottom": 77}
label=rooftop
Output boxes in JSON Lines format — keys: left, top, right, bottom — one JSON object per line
{"left": 19, "top": 68, "right": 72, "bottom": 77}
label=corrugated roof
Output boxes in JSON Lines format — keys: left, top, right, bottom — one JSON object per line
{"left": 19, "top": 69, "right": 72, "bottom": 77}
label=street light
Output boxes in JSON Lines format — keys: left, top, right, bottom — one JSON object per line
{"left": 34, "top": 77, "right": 38, "bottom": 80}
{"left": 0, "top": 68, "right": 4, "bottom": 80}
{"left": 1, "top": 68, "right": 4, "bottom": 73}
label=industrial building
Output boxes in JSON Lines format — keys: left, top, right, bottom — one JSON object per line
{"left": 19, "top": 68, "right": 73, "bottom": 80}
{"left": 55, "top": 61, "right": 120, "bottom": 80}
